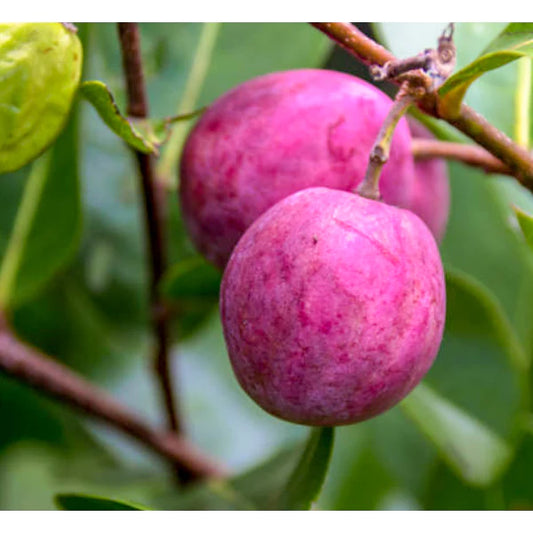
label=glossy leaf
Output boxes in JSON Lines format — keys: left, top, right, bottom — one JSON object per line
{"left": 438, "top": 24, "right": 533, "bottom": 114}
{"left": 277, "top": 427, "right": 334, "bottom": 510}
{"left": 401, "top": 384, "right": 512, "bottom": 487}
{"left": 0, "top": 111, "right": 81, "bottom": 309}
{"left": 55, "top": 493, "right": 149, "bottom": 511}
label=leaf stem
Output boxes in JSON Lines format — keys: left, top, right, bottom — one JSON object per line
{"left": 0, "top": 325, "right": 225, "bottom": 480}
{"left": 311, "top": 23, "right": 533, "bottom": 183}
{"left": 157, "top": 22, "right": 221, "bottom": 187}
{"left": 117, "top": 23, "right": 184, "bottom": 473}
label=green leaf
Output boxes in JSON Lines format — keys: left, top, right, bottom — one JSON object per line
{"left": 155, "top": 446, "right": 303, "bottom": 510}
{"left": 79, "top": 81, "right": 156, "bottom": 154}
{"left": 438, "top": 23, "right": 533, "bottom": 113}
{"left": 160, "top": 255, "right": 222, "bottom": 339}
{"left": 157, "top": 431, "right": 333, "bottom": 511}
{"left": 79, "top": 81, "right": 202, "bottom": 156}
{"left": 161, "top": 255, "right": 221, "bottom": 300}
{"left": 378, "top": 23, "right": 516, "bottom": 135}
{"left": 277, "top": 427, "right": 334, "bottom": 510}
{"left": 444, "top": 268, "right": 528, "bottom": 371}
{"left": 230, "top": 446, "right": 304, "bottom": 509}
{"left": 0, "top": 111, "right": 81, "bottom": 309}
{"left": 55, "top": 493, "right": 149, "bottom": 511}
{"left": 396, "top": 268, "right": 526, "bottom": 490}
{"left": 422, "top": 267, "right": 526, "bottom": 442}
{"left": 513, "top": 205, "right": 533, "bottom": 251}
{"left": 401, "top": 383, "right": 512, "bottom": 487}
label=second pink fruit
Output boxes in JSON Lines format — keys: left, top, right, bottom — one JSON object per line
{"left": 409, "top": 120, "right": 450, "bottom": 242}
{"left": 180, "top": 69, "right": 416, "bottom": 268}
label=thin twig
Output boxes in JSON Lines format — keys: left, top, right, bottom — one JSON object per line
{"left": 117, "top": 24, "right": 182, "bottom": 442}
{"left": 311, "top": 23, "right": 533, "bottom": 184}
{"left": 0, "top": 327, "right": 226, "bottom": 480}
{"left": 412, "top": 138, "right": 512, "bottom": 176}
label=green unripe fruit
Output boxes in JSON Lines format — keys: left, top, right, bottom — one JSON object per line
{"left": 0, "top": 23, "right": 82, "bottom": 174}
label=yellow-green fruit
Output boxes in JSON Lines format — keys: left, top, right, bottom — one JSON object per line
{"left": 0, "top": 23, "right": 82, "bottom": 174}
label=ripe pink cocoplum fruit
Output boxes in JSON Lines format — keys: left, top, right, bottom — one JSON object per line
{"left": 409, "top": 120, "right": 450, "bottom": 242}
{"left": 220, "top": 187, "right": 446, "bottom": 426}
{"left": 180, "top": 69, "right": 416, "bottom": 268}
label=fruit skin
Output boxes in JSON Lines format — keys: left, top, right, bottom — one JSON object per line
{"left": 409, "top": 120, "right": 450, "bottom": 242}
{"left": 180, "top": 69, "right": 416, "bottom": 268}
{"left": 220, "top": 187, "right": 446, "bottom": 426}
{"left": 0, "top": 23, "right": 83, "bottom": 174}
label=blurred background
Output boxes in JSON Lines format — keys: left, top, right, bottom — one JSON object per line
{"left": 1, "top": 22, "right": 533, "bottom": 510}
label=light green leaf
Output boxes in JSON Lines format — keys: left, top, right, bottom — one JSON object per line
{"left": 55, "top": 493, "right": 149, "bottom": 511}
{"left": 79, "top": 81, "right": 202, "bottom": 156}
{"left": 401, "top": 384, "right": 512, "bottom": 487}
{"left": 513, "top": 205, "right": 533, "bottom": 251}
{"left": 277, "top": 427, "right": 334, "bottom": 510}
{"left": 0, "top": 111, "right": 81, "bottom": 309}
{"left": 79, "top": 81, "right": 155, "bottom": 154}
{"left": 439, "top": 23, "right": 533, "bottom": 113}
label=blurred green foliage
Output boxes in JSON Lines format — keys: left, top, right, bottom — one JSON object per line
{"left": 0, "top": 22, "right": 533, "bottom": 510}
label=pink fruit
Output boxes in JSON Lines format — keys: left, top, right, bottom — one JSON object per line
{"left": 409, "top": 120, "right": 450, "bottom": 242}
{"left": 220, "top": 187, "right": 446, "bottom": 426}
{"left": 180, "top": 69, "right": 416, "bottom": 268}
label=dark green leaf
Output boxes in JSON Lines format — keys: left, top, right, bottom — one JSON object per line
{"left": 434, "top": 266, "right": 527, "bottom": 424}
{"left": 438, "top": 23, "right": 533, "bottom": 112}
{"left": 0, "top": 110, "right": 81, "bottom": 309}
{"left": 55, "top": 493, "right": 149, "bottom": 511}
{"left": 161, "top": 255, "right": 222, "bottom": 339}
{"left": 397, "top": 268, "right": 527, "bottom": 488}
{"left": 317, "top": 423, "right": 399, "bottom": 510}
{"left": 422, "top": 461, "right": 489, "bottom": 510}
{"left": 440, "top": 163, "right": 533, "bottom": 357}
{"left": 501, "top": 431, "right": 533, "bottom": 509}
{"left": 161, "top": 255, "right": 221, "bottom": 300}
{"left": 401, "top": 384, "right": 512, "bottom": 487}
{"left": 277, "top": 427, "right": 334, "bottom": 510}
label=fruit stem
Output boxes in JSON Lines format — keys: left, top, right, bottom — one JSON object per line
{"left": 311, "top": 22, "right": 533, "bottom": 183}
{"left": 357, "top": 85, "right": 415, "bottom": 200}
